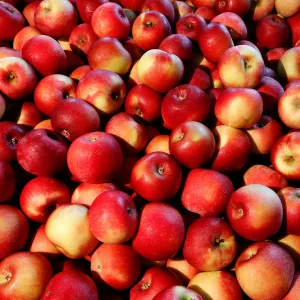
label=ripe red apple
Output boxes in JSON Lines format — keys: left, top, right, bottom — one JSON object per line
{"left": 13, "top": 25, "right": 41, "bottom": 50}
{"left": 278, "top": 47, "right": 300, "bottom": 82}
{"left": 119, "top": 0, "right": 144, "bottom": 11}
{"left": 23, "top": 0, "right": 41, "bottom": 26}
{"left": 76, "top": 0, "right": 109, "bottom": 23}
{"left": 0, "top": 46, "right": 21, "bottom": 59}
{"left": 288, "top": 12, "right": 300, "bottom": 47}
{"left": 190, "top": 0, "right": 216, "bottom": 8}
{"left": 0, "top": 161, "right": 16, "bottom": 203}
{"left": 141, "top": 0, "right": 175, "bottom": 24}
{"left": 69, "top": 65, "right": 92, "bottom": 82}
{"left": 195, "top": 6, "right": 218, "bottom": 22}
{"left": 251, "top": 0, "right": 275, "bottom": 21}
{"left": 183, "top": 66, "right": 211, "bottom": 91}
{"left": 34, "top": 119, "right": 53, "bottom": 131}
{"left": 283, "top": 271, "right": 300, "bottom": 300}
{"left": 215, "top": 0, "right": 251, "bottom": 16}
{"left": 14, "top": 101, "right": 44, "bottom": 128}
{"left": 146, "top": 135, "right": 170, "bottom": 155}
{"left": 278, "top": 234, "right": 300, "bottom": 268}
{"left": 153, "top": 286, "right": 203, "bottom": 300}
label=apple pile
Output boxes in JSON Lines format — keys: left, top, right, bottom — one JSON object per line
{"left": 1, "top": 0, "right": 300, "bottom": 299}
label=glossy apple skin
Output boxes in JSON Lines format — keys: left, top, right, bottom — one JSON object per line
{"left": 0, "top": 161, "right": 16, "bottom": 203}
{"left": 20, "top": 177, "right": 71, "bottom": 223}
{"left": 183, "top": 66, "right": 211, "bottom": 91}
{"left": 0, "top": 205, "right": 29, "bottom": 261}
{"left": 188, "top": 270, "right": 243, "bottom": 300}
{"left": 23, "top": 0, "right": 41, "bottom": 26}
{"left": 271, "top": 131, "right": 300, "bottom": 180}
{"left": 91, "top": 244, "right": 141, "bottom": 290}
{"left": 41, "top": 271, "right": 98, "bottom": 300}
{"left": 251, "top": 0, "right": 275, "bottom": 21}
{"left": 0, "top": 47, "right": 21, "bottom": 59}
{"left": 13, "top": 26, "right": 41, "bottom": 50}
{"left": 173, "top": 1, "right": 193, "bottom": 22}
{"left": 169, "top": 121, "right": 215, "bottom": 169}
{"left": 76, "top": 0, "right": 109, "bottom": 23}
{"left": 227, "top": 184, "right": 283, "bottom": 241}
{"left": 130, "top": 266, "right": 182, "bottom": 300}
{"left": 89, "top": 190, "right": 138, "bottom": 244}
{"left": 190, "top": 0, "right": 216, "bottom": 8}
{"left": 153, "top": 286, "right": 203, "bottom": 300}
{"left": 67, "top": 132, "right": 123, "bottom": 184}
{"left": 275, "top": 0, "right": 300, "bottom": 18}
{"left": 215, "top": 0, "right": 251, "bottom": 16}
{"left": 266, "top": 47, "right": 287, "bottom": 70}
{"left": 141, "top": 0, "right": 175, "bottom": 24}
{"left": 283, "top": 271, "right": 300, "bottom": 300}
{"left": 69, "top": 65, "right": 92, "bottom": 82}
{"left": 146, "top": 135, "right": 170, "bottom": 155}
{"left": 16, "top": 129, "right": 68, "bottom": 177}
{"left": 278, "top": 47, "right": 300, "bottom": 83}
{"left": 34, "top": 0, "right": 78, "bottom": 39}
{"left": 182, "top": 168, "right": 234, "bottom": 217}
{"left": 235, "top": 241, "right": 295, "bottom": 300}
{"left": 91, "top": 2, "right": 130, "bottom": 41}
{"left": 195, "top": 6, "right": 217, "bottom": 22}
{"left": 288, "top": 12, "right": 300, "bottom": 47}
{"left": 278, "top": 234, "right": 300, "bottom": 268}
{"left": 0, "top": 2, "right": 25, "bottom": 41}
{"left": 119, "top": 0, "right": 144, "bottom": 11}
{"left": 131, "top": 152, "right": 182, "bottom": 202}
{"left": 183, "top": 217, "right": 237, "bottom": 271}
{"left": 34, "top": 119, "right": 53, "bottom": 131}
{"left": 14, "top": 101, "right": 44, "bottom": 128}
{"left": 0, "top": 122, "right": 28, "bottom": 162}
{"left": 132, "top": 203, "right": 185, "bottom": 261}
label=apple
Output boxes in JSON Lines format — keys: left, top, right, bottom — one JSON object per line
{"left": 0, "top": 46, "right": 21, "bottom": 59}
{"left": 119, "top": 0, "right": 144, "bottom": 12}
{"left": 287, "top": 12, "right": 300, "bottom": 47}
{"left": 69, "top": 65, "right": 92, "bottom": 82}
{"left": 123, "top": 37, "right": 143, "bottom": 61}
{"left": 195, "top": 6, "right": 218, "bottom": 22}
{"left": 34, "top": 119, "right": 53, "bottom": 131}
{"left": 251, "top": 0, "right": 275, "bottom": 21}
{"left": 146, "top": 135, "right": 170, "bottom": 155}
{"left": 13, "top": 25, "right": 41, "bottom": 50}
{"left": 23, "top": 0, "right": 41, "bottom": 26}
{"left": 266, "top": 47, "right": 287, "bottom": 70}
{"left": 172, "top": 1, "right": 194, "bottom": 22}
{"left": 76, "top": 0, "right": 109, "bottom": 23}
{"left": 0, "top": 161, "right": 16, "bottom": 203}
{"left": 278, "top": 234, "right": 300, "bottom": 268}
{"left": 141, "top": 0, "right": 175, "bottom": 24}
{"left": 275, "top": 0, "right": 300, "bottom": 18}
{"left": 153, "top": 286, "right": 203, "bottom": 300}
{"left": 183, "top": 66, "right": 211, "bottom": 91}
{"left": 190, "top": 0, "right": 216, "bottom": 7}
{"left": 215, "top": 0, "right": 251, "bottom": 16}
{"left": 278, "top": 47, "right": 300, "bottom": 82}
{"left": 283, "top": 271, "right": 300, "bottom": 300}
{"left": 14, "top": 102, "right": 44, "bottom": 128}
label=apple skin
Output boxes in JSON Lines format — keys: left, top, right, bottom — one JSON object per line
{"left": 251, "top": 0, "right": 275, "bottom": 21}
{"left": 89, "top": 190, "right": 138, "bottom": 244}
{"left": 278, "top": 234, "right": 300, "bottom": 268}
{"left": 0, "top": 47, "right": 21, "bottom": 59}
{"left": 169, "top": 121, "right": 216, "bottom": 169}
{"left": 183, "top": 217, "right": 237, "bottom": 271}
{"left": 76, "top": 69, "right": 126, "bottom": 115}
{"left": 195, "top": 6, "right": 217, "bottom": 22}
{"left": 288, "top": 12, "right": 300, "bottom": 47}
{"left": 87, "top": 37, "right": 132, "bottom": 76}
{"left": 161, "top": 84, "right": 211, "bottom": 130}
{"left": 190, "top": 0, "right": 216, "bottom": 7}
{"left": 91, "top": 244, "right": 141, "bottom": 290}
{"left": 51, "top": 98, "right": 100, "bottom": 142}
{"left": 23, "top": 0, "right": 41, "bottom": 26}
{"left": 278, "top": 187, "right": 300, "bottom": 235}
{"left": 271, "top": 131, "right": 300, "bottom": 180}
{"left": 130, "top": 266, "right": 182, "bottom": 300}
{"left": 153, "top": 286, "right": 203, "bottom": 300}
{"left": 235, "top": 241, "right": 295, "bottom": 300}
{"left": 146, "top": 135, "right": 170, "bottom": 155}
{"left": 132, "top": 11, "right": 172, "bottom": 51}
{"left": 183, "top": 66, "right": 211, "bottom": 91}
{"left": 278, "top": 47, "right": 300, "bottom": 83}
{"left": 0, "top": 205, "right": 29, "bottom": 261}
{"left": 13, "top": 26, "right": 41, "bottom": 50}
{"left": 34, "top": 119, "right": 53, "bottom": 131}
{"left": 172, "top": 1, "right": 193, "bottom": 22}
{"left": 137, "top": 49, "right": 184, "bottom": 93}
{"left": 76, "top": 0, "right": 109, "bottom": 23}
{"left": 0, "top": 2, "right": 25, "bottom": 41}
{"left": 41, "top": 271, "right": 98, "bottom": 300}
{"left": 131, "top": 152, "right": 182, "bottom": 202}
{"left": 20, "top": 177, "right": 71, "bottom": 223}
{"left": 182, "top": 168, "right": 234, "bottom": 217}
{"left": 141, "top": 0, "right": 175, "bottom": 24}
{"left": 227, "top": 184, "right": 283, "bottom": 241}
{"left": 119, "top": 0, "right": 144, "bottom": 11}
{"left": 67, "top": 131, "right": 123, "bottom": 184}
{"left": 215, "top": 0, "right": 251, "bottom": 16}
{"left": 0, "top": 56, "right": 37, "bottom": 101}
{"left": 0, "top": 161, "right": 16, "bottom": 203}
{"left": 283, "top": 271, "right": 300, "bottom": 300}
{"left": 266, "top": 47, "right": 287, "bottom": 70}
{"left": 0, "top": 94, "right": 5, "bottom": 120}
{"left": 70, "top": 65, "right": 92, "bottom": 82}
{"left": 14, "top": 101, "right": 44, "bottom": 128}
{"left": 34, "top": 0, "right": 78, "bottom": 39}
{"left": 16, "top": 129, "right": 68, "bottom": 177}
{"left": 91, "top": 2, "right": 130, "bottom": 41}
{"left": 132, "top": 203, "right": 185, "bottom": 261}
{"left": 0, "top": 252, "right": 53, "bottom": 300}
{"left": 188, "top": 270, "right": 243, "bottom": 300}
{"left": 275, "top": 0, "right": 300, "bottom": 18}
{"left": 243, "top": 165, "right": 288, "bottom": 192}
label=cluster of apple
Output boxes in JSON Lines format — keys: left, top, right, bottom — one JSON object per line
{"left": 1, "top": 0, "right": 300, "bottom": 299}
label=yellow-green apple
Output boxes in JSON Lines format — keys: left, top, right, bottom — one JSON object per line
{"left": 0, "top": 162, "right": 15, "bottom": 203}
{"left": 125, "top": 84, "right": 162, "bottom": 122}
{"left": 91, "top": 244, "right": 141, "bottom": 290}
{"left": 131, "top": 152, "right": 182, "bottom": 202}
{"left": 41, "top": 271, "right": 98, "bottom": 300}
{"left": 153, "top": 286, "right": 203, "bottom": 300}
{"left": 76, "top": 69, "right": 126, "bottom": 115}
{"left": 105, "top": 112, "right": 148, "bottom": 155}
{"left": 16, "top": 129, "right": 68, "bottom": 177}
{"left": 71, "top": 182, "right": 118, "bottom": 207}
{"left": 266, "top": 46, "right": 287, "bottom": 70}
{"left": 69, "top": 23, "right": 98, "bottom": 56}
{"left": 14, "top": 101, "right": 44, "bottom": 128}
{"left": 132, "top": 11, "right": 172, "bottom": 51}
{"left": 251, "top": 0, "right": 275, "bottom": 21}
{"left": 88, "top": 37, "right": 132, "bottom": 76}
{"left": 245, "top": 115, "right": 284, "bottom": 154}
{"left": 0, "top": 2, "right": 25, "bottom": 41}
{"left": 69, "top": 65, "right": 92, "bottom": 82}
{"left": 34, "top": 0, "right": 78, "bottom": 39}
{"left": 183, "top": 66, "right": 211, "bottom": 91}
{"left": 278, "top": 234, "right": 300, "bottom": 267}
{"left": 132, "top": 203, "right": 185, "bottom": 260}
{"left": 34, "top": 74, "right": 76, "bottom": 117}
{"left": 20, "top": 177, "right": 71, "bottom": 223}
{"left": 182, "top": 168, "right": 234, "bottom": 217}
{"left": 141, "top": 0, "right": 175, "bottom": 24}
{"left": 91, "top": 2, "right": 130, "bottom": 41}
{"left": 34, "top": 119, "right": 53, "bottom": 131}
{"left": 138, "top": 49, "right": 184, "bottom": 93}
{"left": 67, "top": 132, "right": 123, "bottom": 184}
{"left": 211, "top": 125, "right": 251, "bottom": 172}
{"left": 227, "top": 184, "right": 283, "bottom": 241}
{"left": 283, "top": 271, "right": 300, "bottom": 300}
{"left": 211, "top": 12, "right": 247, "bottom": 40}
{"left": 235, "top": 241, "right": 294, "bottom": 300}
{"left": 218, "top": 45, "right": 265, "bottom": 88}
{"left": 51, "top": 98, "right": 100, "bottom": 141}
{"left": 161, "top": 84, "right": 211, "bottom": 130}
{"left": 256, "top": 14, "right": 290, "bottom": 49}
{"left": 215, "top": 0, "right": 251, "bottom": 16}
{"left": 275, "top": 0, "right": 300, "bottom": 18}
{"left": 271, "top": 131, "right": 300, "bottom": 180}
{"left": 215, "top": 87, "right": 263, "bottom": 128}
{"left": 0, "top": 56, "right": 37, "bottom": 100}
{"left": 89, "top": 190, "right": 138, "bottom": 244}
{"left": 23, "top": 0, "right": 41, "bottom": 26}
{"left": 198, "top": 22, "right": 233, "bottom": 63}
{"left": 13, "top": 26, "right": 41, "bottom": 50}
{"left": 243, "top": 165, "right": 288, "bottom": 191}
{"left": 119, "top": 0, "right": 144, "bottom": 11}
{"left": 278, "top": 187, "right": 300, "bottom": 235}
{"left": 146, "top": 135, "right": 170, "bottom": 155}
{"left": 0, "top": 47, "right": 21, "bottom": 59}
{"left": 188, "top": 270, "right": 243, "bottom": 300}
{"left": 278, "top": 47, "right": 300, "bottom": 82}
{"left": 76, "top": 0, "right": 108, "bottom": 23}
{"left": 288, "top": 12, "right": 300, "bottom": 47}
{"left": 183, "top": 217, "right": 237, "bottom": 271}
{"left": 169, "top": 121, "right": 215, "bottom": 169}
{"left": 172, "top": 1, "right": 194, "bottom": 22}
{"left": 0, "top": 205, "right": 29, "bottom": 260}
{"left": 130, "top": 266, "right": 182, "bottom": 300}
{"left": 45, "top": 203, "right": 98, "bottom": 258}
{"left": 0, "top": 252, "right": 52, "bottom": 300}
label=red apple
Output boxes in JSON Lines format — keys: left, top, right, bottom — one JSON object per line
{"left": 146, "top": 135, "right": 170, "bottom": 155}
{"left": 278, "top": 234, "right": 300, "bottom": 268}
{"left": 141, "top": 0, "right": 175, "bottom": 24}
{"left": 287, "top": 12, "right": 300, "bottom": 47}
{"left": 215, "top": 0, "right": 251, "bottom": 16}
{"left": 0, "top": 161, "right": 16, "bottom": 203}
{"left": 283, "top": 271, "right": 300, "bottom": 300}
{"left": 15, "top": 102, "right": 44, "bottom": 128}
{"left": 153, "top": 286, "right": 203, "bottom": 300}
{"left": 278, "top": 47, "right": 300, "bottom": 82}
{"left": 195, "top": 6, "right": 218, "bottom": 22}
{"left": 13, "top": 25, "right": 41, "bottom": 50}
{"left": 34, "top": 119, "right": 53, "bottom": 131}
{"left": 76, "top": 0, "right": 109, "bottom": 23}
{"left": 69, "top": 65, "right": 92, "bottom": 82}
{"left": 251, "top": 0, "right": 275, "bottom": 21}
{"left": 266, "top": 47, "right": 287, "bottom": 70}
{"left": 183, "top": 66, "right": 211, "bottom": 91}
{"left": 23, "top": 0, "right": 41, "bottom": 26}
{"left": 0, "top": 46, "right": 21, "bottom": 59}
{"left": 119, "top": 0, "right": 144, "bottom": 11}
